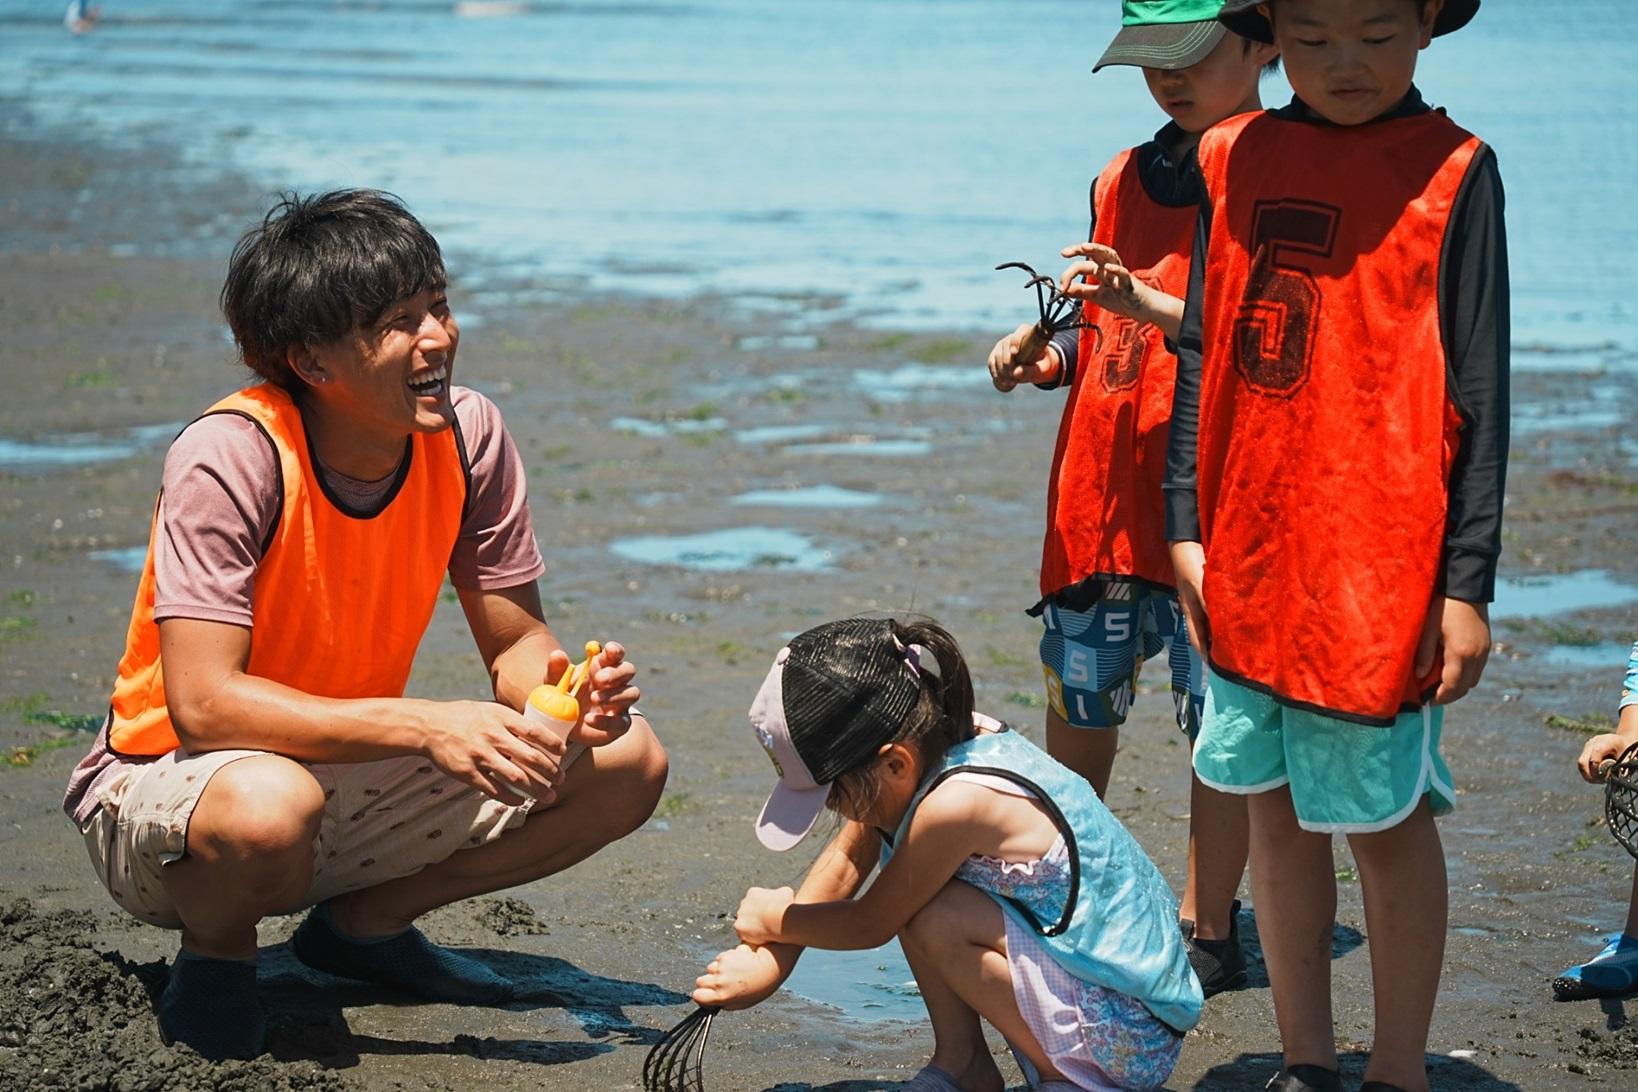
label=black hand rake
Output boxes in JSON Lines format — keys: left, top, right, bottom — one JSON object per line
{"left": 992, "top": 260, "right": 1101, "bottom": 391}
{"left": 642, "top": 1003, "right": 720, "bottom": 1091}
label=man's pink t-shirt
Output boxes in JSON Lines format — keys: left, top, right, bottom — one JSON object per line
{"left": 64, "top": 385, "right": 545, "bottom": 823}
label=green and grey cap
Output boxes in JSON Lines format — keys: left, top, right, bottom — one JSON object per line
{"left": 1094, "top": 0, "right": 1229, "bottom": 72}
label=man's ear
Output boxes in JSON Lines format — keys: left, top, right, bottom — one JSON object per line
{"left": 286, "top": 343, "right": 327, "bottom": 389}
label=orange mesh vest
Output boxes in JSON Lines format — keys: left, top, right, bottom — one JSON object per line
{"left": 108, "top": 385, "right": 470, "bottom": 755}
{"left": 1193, "top": 110, "right": 1482, "bottom": 724}
{"left": 1040, "top": 147, "right": 1196, "bottom": 597}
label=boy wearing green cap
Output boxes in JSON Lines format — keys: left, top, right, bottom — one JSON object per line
{"left": 987, "top": 0, "right": 1275, "bottom": 1000}
{"left": 1166, "top": 1, "right": 1507, "bottom": 1090}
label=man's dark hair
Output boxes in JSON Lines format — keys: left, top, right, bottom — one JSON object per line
{"left": 220, "top": 189, "right": 446, "bottom": 390}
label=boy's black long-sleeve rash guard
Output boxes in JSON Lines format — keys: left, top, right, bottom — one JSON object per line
{"left": 1163, "top": 90, "right": 1511, "bottom": 604}
{"left": 1042, "top": 123, "right": 1200, "bottom": 388}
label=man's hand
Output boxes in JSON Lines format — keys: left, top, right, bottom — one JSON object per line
{"left": 559, "top": 640, "right": 640, "bottom": 747}
{"left": 733, "top": 885, "right": 795, "bottom": 947}
{"left": 1415, "top": 596, "right": 1491, "bottom": 704}
{"left": 987, "top": 323, "right": 1062, "bottom": 393}
{"left": 1170, "top": 541, "right": 1210, "bottom": 657}
{"left": 692, "top": 944, "right": 789, "bottom": 1011}
{"left": 423, "top": 700, "right": 567, "bottom": 806}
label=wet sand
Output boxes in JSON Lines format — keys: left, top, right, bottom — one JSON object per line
{"left": 2, "top": 129, "right": 1637, "bottom": 1091}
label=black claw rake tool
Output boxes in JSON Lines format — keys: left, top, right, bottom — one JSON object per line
{"left": 991, "top": 260, "right": 1101, "bottom": 391}
{"left": 642, "top": 1004, "right": 720, "bottom": 1091}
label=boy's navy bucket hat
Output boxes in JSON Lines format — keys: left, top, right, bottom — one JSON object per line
{"left": 1218, "top": 0, "right": 1480, "bottom": 43}
{"left": 1094, "top": 0, "right": 1231, "bottom": 73}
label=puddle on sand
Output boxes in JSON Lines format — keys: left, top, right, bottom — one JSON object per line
{"left": 737, "top": 334, "right": 820, "bottom": 352}
{"left": 1540, "top": 642, "right": 1633, "bottom": 669}
{"left": 785, "top": 437, "right": 932, "bottom": 458}
{"left": 1490, "top": 570, "right": 1638, "bottom": 620}
{"left": 0, "top": 423, "right": 178, "bottom": 471}
{"left": 784, "top": 943, "right": 923, "bottom": 1022}
{"left": 735, "top": 424, "right": 832, "bottom": 445}
{"left": 859, "top": 363, "right": 992, "bottom": 404}
{"left": 90, "top": 548, "right": 147, "bottom": 574}
{"left": 730, "top": 485, "right": 881, "bottom": 509}
{"left": 609, "top": 527, "right": 832, "bottom": 572}
{"left": 610, "top": 415, "right": 726, "bottom": 438}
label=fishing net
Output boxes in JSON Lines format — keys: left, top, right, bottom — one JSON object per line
{"left": 1607, "top": 741, "right": 1638, "bottom": 860}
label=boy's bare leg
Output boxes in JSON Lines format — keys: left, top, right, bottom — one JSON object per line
{"left": 1347, "top": 798, "right": 1446, "bottom": 1092}
{"left": 1046, "top": 706, "right": 1119, "bottom": 799}
{"left": 1248, "top": 786, "right": 1338, "bottom": 1072}
{"left": 329, "top": 718, "right": 666, "bottom": 936}
{"left": 161, "top": 754, "right": 327, "bottom": 960}
{"left": 898, "top": 880, "right": 1056, "bottom": 1091}
{"left": 1180, "top": 771, "right": 1249, "bottom": 940}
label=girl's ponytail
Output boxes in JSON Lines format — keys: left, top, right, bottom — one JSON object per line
{"left": 887, "top": 616, "right": 975, "bottom": 762}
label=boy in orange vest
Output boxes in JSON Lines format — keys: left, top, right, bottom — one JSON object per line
{"left": 987, "top": 0, "right": 1275, "bottom": 998}
{"left": 1165, "top": 2, "right": 1507, "bottom": 1090}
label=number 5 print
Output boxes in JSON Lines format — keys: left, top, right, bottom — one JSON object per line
{"left": 1232, "top": 200, "right": 1340, "bottom": 397}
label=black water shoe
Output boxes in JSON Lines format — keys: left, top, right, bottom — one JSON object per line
{"left": 1181, "top": 898, "right": 1249, "bottom": 996}
{"left": 158, "top": 950, "right": 266, "bottom": 1060}
{"left": 1264, "top": 1064, "right": 1342, "bottom": 1092}
{"left": 290, "top": 899, "right": 515, "bottom": 1004}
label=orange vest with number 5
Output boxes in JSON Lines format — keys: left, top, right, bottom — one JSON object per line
{"left": 1193, "top": 109, "right": 1482, "bottom": 724}
{"left": 1040, "top": 147, "right": 1197, "bottom": 597}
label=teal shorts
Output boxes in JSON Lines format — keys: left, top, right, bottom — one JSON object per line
{"left": 1192, "top": 674, "right": 1455, "bottom": 833}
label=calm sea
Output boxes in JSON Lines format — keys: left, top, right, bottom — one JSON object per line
{"left": 1, "top": 0, "right": 1634, "bottom": 354}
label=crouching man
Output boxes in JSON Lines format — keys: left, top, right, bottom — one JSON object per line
{"left": 62, "top": 189, "right": 668, "bottom": 1059}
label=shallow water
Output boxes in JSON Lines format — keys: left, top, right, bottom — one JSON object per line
{"left": 729, "top": 484, "right": 882, "bottom": 509}
{"left": 3, "top": 0, "right": 1634, "bottom": 367}
{"left": 0, "top": 423, "right": 178, "bottom": 470}
{"left": 1539, "top": 642, "right": 1634, "bottom": 670}
{"left": 1489, "top": 570, "right": 1638, "bottom": 621}
{"left": 859, "top": 362, "right": 995, "bottom": 404}
{"left": 784, "top": 438, "right": 933, "bottom": 458}
{"left": 609, "top": 527, "right": 832, "bottom": 572}
{"left": 89, "top": 547, "right": 147, "bottom": 573}
{"left": 783, "top": 943, "right": 922, "bottom": 1023}
{"left": 610, "top": 415, "right": 727, "bottom": 438}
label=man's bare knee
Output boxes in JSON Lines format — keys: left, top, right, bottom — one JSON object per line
{"left": 581, "top": 716, "right": 668, "bottom": 836}
{"left": 190, "top": 756, "right": 324, "bottom": 864}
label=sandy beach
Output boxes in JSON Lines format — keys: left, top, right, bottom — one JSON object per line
{"left": 2, "top": 115, "right": 1637, "bottom": 1092}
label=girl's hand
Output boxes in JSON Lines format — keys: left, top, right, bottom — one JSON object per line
{"left": 1579, "top": 732, "right": 1634, "bottom": 784}
{"left": 692, "top": 944, "right": 787, "bottom": 1011}
{"left": 733, "top": 886, "right": 795, "bottom": 947}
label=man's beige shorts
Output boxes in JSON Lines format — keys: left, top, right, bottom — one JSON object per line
{"left": 80, "top": 745, "right": 582, "bottom": 929}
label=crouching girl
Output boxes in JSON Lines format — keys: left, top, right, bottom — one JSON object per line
{"left": 694, "top": 616, "right": 1201, "bottom": 1091}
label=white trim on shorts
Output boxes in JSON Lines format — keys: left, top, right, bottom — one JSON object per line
{"left": 1295, "top": 706, "right": 1453, "bottom": 835}
{"left": 1192, "top": 769, "right": 1290, "bottom": 796}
